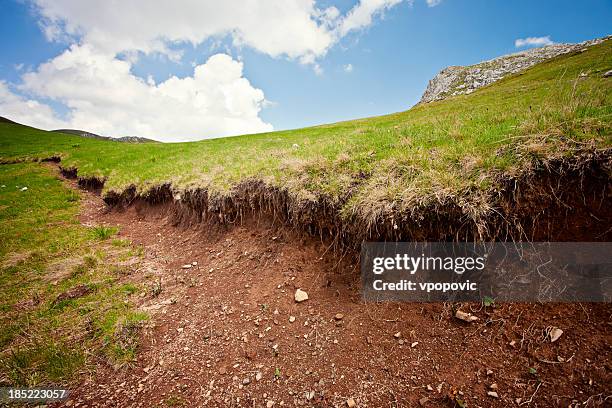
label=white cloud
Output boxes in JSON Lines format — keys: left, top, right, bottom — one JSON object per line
{"left": 338, "top": 0, "right": 403, "bottom": 37}
{"left": 0, "top": 81, "right": 68, "bottom": 130}
{"left": 343, "top": 63, "right": 354, "bottom": 73}
{"left": 32, "top": 1, "right": 406, "bottom": 63}
{"left": 515, "top": 36, "right": 554, "bottom": 48}
{"left": 426, "top": 0, "right": 442, "bottom": 6}
{"left": 15, "top": 45, "right": 272, "bottom": 141}
{"left": 4, "top": 1, "right": 411, "bottom": 141}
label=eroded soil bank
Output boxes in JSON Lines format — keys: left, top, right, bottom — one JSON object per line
{"left": 53, "top": 166, "right": 611, "bottom": 408}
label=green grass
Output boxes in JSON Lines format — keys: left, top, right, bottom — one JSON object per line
{"left": 1, "top": 40, "right": 610, "bottom": 227}
{"left": 0, "top": 163, "right": 146, "bottom": 386}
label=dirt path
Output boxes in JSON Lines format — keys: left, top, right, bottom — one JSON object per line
{"left": 56, "top": 179, "right": 611, "bottom": 408}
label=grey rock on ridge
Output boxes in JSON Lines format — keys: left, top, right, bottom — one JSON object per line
{"left": 419, "top": 36, "right": 611, "bottom": 104}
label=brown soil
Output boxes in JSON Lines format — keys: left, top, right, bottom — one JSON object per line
{"left": 48, "top": 169, "right": 612, "bottom": 408}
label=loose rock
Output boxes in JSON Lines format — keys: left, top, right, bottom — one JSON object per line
{"left": 294, "top": 289, "right": 309, "bottom": 303}
{"left": 549, "top": 327, "right": 563, "bottom": 343}
{"left": 455, "top": 310, "right": 478, "bottom": 322}
{"left": 487, "top": 391, "right": 499, "bottom": 398}
{"left": 334, "top": 313, "right": 344, "bottom": 320}
{"left": 346, "top": 398, "right": 356, "bottom": 407}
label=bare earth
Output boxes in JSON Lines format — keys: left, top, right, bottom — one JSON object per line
{"left": 55, "top": 176, "right": 611, "bottom": 408}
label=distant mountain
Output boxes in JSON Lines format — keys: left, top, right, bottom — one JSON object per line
{"left": 52, "top": 128, "right": 108, "bottom": 140}
{"left": 115, "top": 135, "right": 158, "bottom": 143}
{"left": 52, "top": 129, "right": 157, "bottom": 143}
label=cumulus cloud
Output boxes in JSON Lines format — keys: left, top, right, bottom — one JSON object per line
{"left": 515, "top": 36, "right": 554, "bottom": 48}
{"left": 343, "top": 63, "right": 354, "bottom": 73}
{"left": 337, "top": 0, "right": 403, "bottom": 37}
{"left": 426, "top": 0, "right": 442, "bottom": 6}
{"left": 0, "top": 81, "right": 68, "bottom": 130}
{"left": 3, "top": 1, "right": 410, "bottom": 141}
{"left": 16, "top": 45, "right": 272, "bottom": 141}
{"left": 32, "top": 0, "right": 405, "bottom": 64}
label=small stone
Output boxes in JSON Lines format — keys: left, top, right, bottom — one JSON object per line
{"left": 455, "top": 310, "right": 478, "bottom": 322}
{"left": 242, "top": 378, "right": 250, "bottom": 385}
{"left": 294, "top": 289, "right": 309, "bottom": 303}
{"left": 266, "top": 401, "right": 275, "bottom": 408}
{"left": 346, "top": 398, "right": 356, "bottom": 407}
{"left": 487, "top": 391, "right": 499, "bottom": 398}
{"left": 394, "top": 332, "right": 402, "bottom": 339}
{"left": 419, "top": 396, "right": 429, "bottom": 406}
{"left": 603, "top": 69, "right": 612, "bottom": 78}
{"left": 398, "top": 339, "right": 404, "bottom": 345}
{"left": 20, "top": 186, "right": 28, "bottom": 191}
{"left": 426, "top": 384, "right": 433, "bottom": 391}
{"left": 411, "top": 341, "right": 419, "bottom": 348}
{"left": 255, "top": 372, "right": 262, "bottom": 381}
{"left": 486, "top": 369, "right": 493, "bottom": 376}
{"left": 334, "top": 313, "right": 344, "bottom": 320}
{"left": 549, "top": 327, "right": 563, "bottom": 343}
{"left": 182, "top": 264, "right": 192, "bottom": 269}
{"left": 289, "top": 316, "right": 296, "bottom": 323}
{"left": 219, "top": 367, "right": 227, "bottom": 375}
{"left": 509, "top": 340, "right": 516, "bottom": 347}
{"left": 192, "top": 261, "right": 198, "bottom": 266}
{"left": 489, "top": 383, "right": 498, "bottom": 390}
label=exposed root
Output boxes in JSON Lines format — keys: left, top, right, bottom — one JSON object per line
{"left": 58, "top": 149, "right": 611, "bottom": 250}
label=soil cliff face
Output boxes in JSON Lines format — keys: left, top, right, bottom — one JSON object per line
{"left": 419, "top": 36, "right": 610, "bottom": 103}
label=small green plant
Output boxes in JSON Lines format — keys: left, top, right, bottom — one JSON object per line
{"left": 91, "top": 226, "right": 117, "bottom": 240}
{"left": 70, "top": 264, "right": 87, "bottom": 278}
{"left": 66, "top": 191, "right": 79, "bottom": 202}
{"left": 274, "top": 367, "right": 281, "bottom": 379}
{"left": 83, "top": 255, "right": 97, "bottom": 268}
{"left": 483, "top": 296, "right": 495, "bottom": 307}
{"left": 165, "top": 395, "right": 184, "bottom": 407}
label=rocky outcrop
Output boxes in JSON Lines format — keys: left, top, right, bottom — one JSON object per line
{"left": 419, "top": 36, "right": 610, "bottom": 104}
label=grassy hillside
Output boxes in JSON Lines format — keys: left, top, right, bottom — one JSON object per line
{"left": 1, "top": 39, "right": 611, "bottom": 229}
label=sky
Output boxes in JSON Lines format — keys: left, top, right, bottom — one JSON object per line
{"left": 0, "top": 0, "right": 610, "bottom": 142}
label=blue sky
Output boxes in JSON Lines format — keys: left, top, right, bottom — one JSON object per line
{"left": 0, "top": 0, "right": 610, "bottom": 141}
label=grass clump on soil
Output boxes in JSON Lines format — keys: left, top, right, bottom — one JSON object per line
{"left": 91, "top": 225, "right": 118, "bottom": 240}
{"left": 0, "top": 163, "right": 147, "bottom": 386}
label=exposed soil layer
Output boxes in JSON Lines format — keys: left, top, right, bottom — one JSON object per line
{"left": 50, "top": 165, "right": 611, "bottom": 408}
{"left": 68, "top": 150, "right": 612, "bottom": 249}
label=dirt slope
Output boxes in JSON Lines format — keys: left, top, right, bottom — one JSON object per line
{"left": 52, "top": 173, "right": 611, "bottom": 408}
